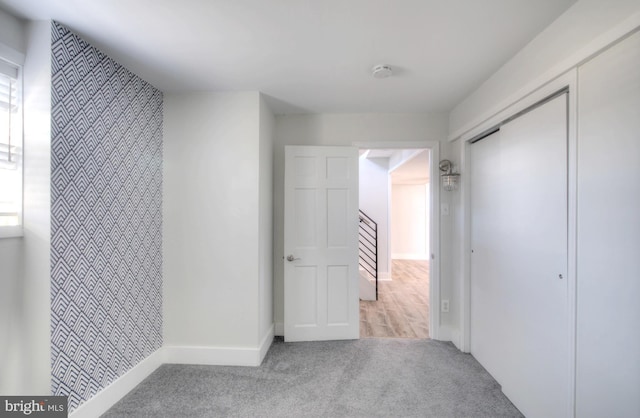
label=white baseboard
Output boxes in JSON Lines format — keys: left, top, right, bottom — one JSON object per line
{"left": 164, "top": 346, "right": 260, "bottom": 367}
{"left": 70, "top": 326, "right": 275, "bottom": 417}
{"left": 392, "top": 253, "right": 430, "bottom": 260}
{"left": 258, "top": 324, "right": 275, "bottom": 364}
{"left": 275, "top": 322, "right": 284, "bottom": 336}
{"left": 164, "top": 325, "right": 274, "bottom": 367}
{"left": 435, "top": 325, "right": 452, "bottom": 342}
{"left": 70, "top": 347, "right": 165, "bottom": 418}
{"left": 449, "top": 328, "right": 462, "bottom": 351}
{"left": 436, "top": 326, "right": 463, "bottom": 351}
{"left": 359, "top": 269, "right": 391, "bottom": 281}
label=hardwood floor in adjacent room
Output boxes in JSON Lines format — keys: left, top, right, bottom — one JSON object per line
{"left": 360, "top": 259, "right": 429, "bottom": 339}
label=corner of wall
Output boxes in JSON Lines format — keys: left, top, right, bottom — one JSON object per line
{"left": 21, "top": 18, "right": 53, "bottom": 396}
{"left": 259, "top": 93, "right": 275, "bottom": 341}
{"left": 0, "top": 7, "right": 26, "bottom": 56}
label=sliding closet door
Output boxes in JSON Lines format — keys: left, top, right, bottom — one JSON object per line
{"left": 471, "top": 94, "right": 569, "bottom": 418}
{"left": 576, "top": 30, "right": 640, "bottom": 417}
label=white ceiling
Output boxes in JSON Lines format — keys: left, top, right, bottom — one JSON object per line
{"left": 0, "top": 0, "right": 576, "bottom": 114}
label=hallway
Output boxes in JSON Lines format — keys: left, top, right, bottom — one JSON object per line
{"left": 360, "top": 259, "right": 429, "bottom": 338}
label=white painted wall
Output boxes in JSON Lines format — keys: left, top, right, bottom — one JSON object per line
{"left": 0, "top": 8, "right": 26, "bottom": 395}
{"left": 0, "top": 15, "right": 51, "bottom": 395}
{"left": 273, "top": 112, "right": 448, "bottom": 333}
{"left": 0, "top": 8, "right": 24, "bottom": 59}
{"left": 164, "top": 91, "right": 273, "bottom": 352}
{"left": 449, "top": 0, "right": 640, "bottom": 139}
{"left": 391, "top": 183, "right": 429, "bottom": 260}
{"left": 0, "top": 237, "right": 24, "bottom": 393}
{"left": 358, "top": 157, "right": 390, "bottom": 278}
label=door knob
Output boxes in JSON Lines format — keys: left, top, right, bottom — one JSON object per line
{"left": 286, "top": 255, "right": 300, "bottom": 262}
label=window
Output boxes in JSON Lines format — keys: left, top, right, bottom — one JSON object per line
{"left": 0, "top": 58, "right": 22, "bottom": 237}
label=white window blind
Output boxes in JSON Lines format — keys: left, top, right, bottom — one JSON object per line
{"left": 0, "top": 57, "right": 22, "bottom": 232}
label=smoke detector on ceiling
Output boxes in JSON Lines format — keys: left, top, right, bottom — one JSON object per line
{"left": 372, "top": 65, "right": 393, "bottom": 79}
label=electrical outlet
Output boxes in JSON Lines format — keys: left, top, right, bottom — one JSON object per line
{"left": 441, "top": 299, "right": 450, "bottom": 313}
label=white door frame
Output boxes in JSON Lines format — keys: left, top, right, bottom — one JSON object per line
{"left": 353, "top": 141, "right": 441, "bottom": 340}
{"left": 457, "top": 71, "right": 578, "bottom": 416}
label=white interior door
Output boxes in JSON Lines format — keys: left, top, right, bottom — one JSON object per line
{"left": 470, "top": 93, "right": 569, "bottom": 417}
{"left": 284, "top": 145, "right": 359, "bottom": 342}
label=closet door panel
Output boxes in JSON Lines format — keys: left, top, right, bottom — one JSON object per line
{"left": 576, "top": 30, "right": 640, "bottom": 418}
{"left": 471, "top": 94, "right": 569, "bottom": 418}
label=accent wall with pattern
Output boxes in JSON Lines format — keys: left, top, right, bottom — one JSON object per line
{"left": 50, "top": 21, "right": 163, "bottom": 411}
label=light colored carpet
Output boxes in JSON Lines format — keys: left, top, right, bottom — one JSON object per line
{"left": 102, "top": 338, "right": 523, "bottom": 417}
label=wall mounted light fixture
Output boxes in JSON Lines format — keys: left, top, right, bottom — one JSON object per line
{"left": 439, "top": 159, "right": 460, "bottom": 191}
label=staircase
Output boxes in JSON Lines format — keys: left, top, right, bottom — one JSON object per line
{"left": 359, "top": 268, "right": 377, "bottom": 301}
{"left": 358, "top": 209, "right": 378, "bottom": 301}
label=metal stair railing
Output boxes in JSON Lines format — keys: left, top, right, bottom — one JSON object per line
{"left": 358, "top": 209, "right": 378, "bottom": 300}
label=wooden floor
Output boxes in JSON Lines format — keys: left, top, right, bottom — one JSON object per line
{"left": 360, "top": 259, "right": 429, "bottom": 339}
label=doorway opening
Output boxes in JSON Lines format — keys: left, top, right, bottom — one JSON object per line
{"left": 357, "top": 148, "right": 431, "bottom": 338}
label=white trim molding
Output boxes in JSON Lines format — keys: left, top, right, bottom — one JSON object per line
{"left": 352, "top": 140, "right": 441, "bottom": 341}
{"left": 258, "top": 324, "right": 276, "bottom": 364}
{"left": 163, "top": 345, "right": 262, "bottom": 367}
{"left": 459, "top": 69, "right": 578, "bottom": 416}
{"left": 165, "top": 325, "right": 274, "bottom": 367}
{"left": 69, "top": 348, "right": 165, "bottom": 418}
{"left": 0, "top": 41, "right": 25, "bottom": 66}
{"left": 437, "top": 325, "right": 463, "bottom": 348}
{"left": 0, "top": 225, "right": 23, "bottom": 239}
{"left": 460, "top": 71, "right": 579, "bottom": 350}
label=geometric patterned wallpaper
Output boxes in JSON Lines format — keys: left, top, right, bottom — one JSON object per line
{"left": 50, "top": 21, "right": 163, "bottom": 411}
